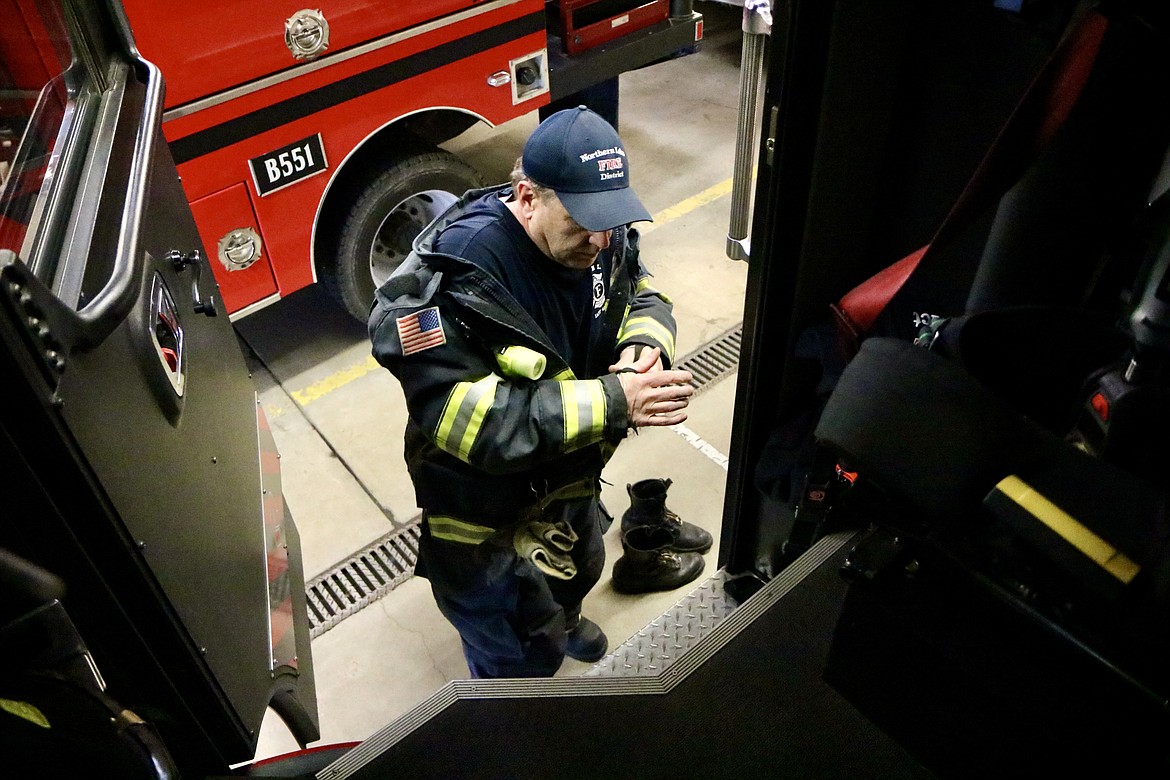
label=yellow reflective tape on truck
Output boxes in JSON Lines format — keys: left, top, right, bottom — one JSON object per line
{"left": 994, "top": 475, "right": 1140, "bottom": 584}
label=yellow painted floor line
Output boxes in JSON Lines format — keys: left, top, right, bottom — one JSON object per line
{"left": 640, "top": 177, "right": 734, "bottom": 234}
{"left": 290, "top": 355, "right": 381, "bottom": 407}
{"left": 285, "top": 180, "right": 736, "bottom": 408}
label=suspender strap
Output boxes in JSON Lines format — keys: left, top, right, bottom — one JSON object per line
{"left": 588, "top": 226, "right": 632, "bottom": 377}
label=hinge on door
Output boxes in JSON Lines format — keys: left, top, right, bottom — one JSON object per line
{"left": 765, "top": 105, "right": 779, "bottom": 167}
{"left": 1, "top": 253, "right": 72, "bottom": 394}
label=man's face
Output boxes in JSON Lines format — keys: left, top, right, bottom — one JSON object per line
{"left": 520, "top": 184, "right": 611, "bottom": 270}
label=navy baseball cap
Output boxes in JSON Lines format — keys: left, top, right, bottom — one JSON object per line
{"left": 522, "top": 106, "right": 653, "bottom": 232}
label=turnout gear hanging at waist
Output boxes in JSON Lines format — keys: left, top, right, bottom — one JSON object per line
{"left": 424, "top": 476, "right": 600, "bottom": 546}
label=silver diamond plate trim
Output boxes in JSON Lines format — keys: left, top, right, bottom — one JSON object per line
{"left": 318, "top": 533, "right": 858, "bottom": 780}
{"left": 584, "top": 570, "right": 739, "bottom": 677}
{"left": 305, "top": 522, "right": 421, "bottom": 637}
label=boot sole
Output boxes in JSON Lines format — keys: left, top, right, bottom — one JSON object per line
{"left": 619, "top": 532, "right": 713, "bottom": 556}
{"left": 612, "top": 563, "right": 706, "bottom": 594}
{"left": 612, "top": 578, "right": 699, "bottom": 595}
{"left": 565, "top": 645, "right": 608, "bottom": 663}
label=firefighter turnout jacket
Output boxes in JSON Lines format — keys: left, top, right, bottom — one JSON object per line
{"left": 369, "top": 186, "right": 678, "bottom": 542}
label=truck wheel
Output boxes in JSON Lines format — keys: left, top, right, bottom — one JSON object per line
{"left": 327, "top": 149, "right": 484, "bottom": 321}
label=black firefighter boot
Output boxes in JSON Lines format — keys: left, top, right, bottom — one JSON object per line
{"left": 620, "top": 478, "right": 713, "bottom": 554}
{"left": 612, "top": 525, "right": 705, "bottom": 594}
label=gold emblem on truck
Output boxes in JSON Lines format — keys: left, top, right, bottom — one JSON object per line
{"left": 284, "top": 9, "right": 330, "bottom": 61}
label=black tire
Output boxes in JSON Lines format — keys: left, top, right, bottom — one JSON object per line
{"left": 324, "top": 148, "right": 484, "bottom": 321}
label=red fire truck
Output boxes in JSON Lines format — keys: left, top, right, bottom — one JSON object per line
{"left": 119, "top": 1, "right": 704, "bottom": 321}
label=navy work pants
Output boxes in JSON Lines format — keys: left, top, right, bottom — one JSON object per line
{"left": 417, "top": 497, "right": 606, "bottom": 678}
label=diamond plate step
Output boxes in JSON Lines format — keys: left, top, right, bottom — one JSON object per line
{"left": 585, "top": 570, "right": 744, "bottom": 677}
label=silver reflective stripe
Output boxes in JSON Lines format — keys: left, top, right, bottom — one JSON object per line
{"left": 558, "top": 379, "right": 606, "bottom": 449}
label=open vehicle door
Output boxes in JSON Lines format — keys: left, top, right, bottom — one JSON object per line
{"left": 290, "top": 1, "right": 1170, "bottom": 777}
{"left": 1, "top": 1, "right": 317, "bottom": 775}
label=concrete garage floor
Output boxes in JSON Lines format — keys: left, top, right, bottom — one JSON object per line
{"left": 232, "top": 2, "right": 754, "bottom": 760}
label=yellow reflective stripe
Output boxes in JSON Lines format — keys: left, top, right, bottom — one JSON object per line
{"left": 620, "top": 316, "right": 676, "bottom": 362}
{"left": 635, "top": 276, "right": 672, "bottom": 304}
{"left": 428, "top": 515, "right": 496, "bottom": 544}
{"left": 552, "top": 367, "right": 576, "bottom": 381}
{"left": 994, "top": 475, "right": 1141, "bottom": 584}
{"left": 458, "top": 375, "right": 501, "bottom": 460}
{"left": 559, "top": 379, "right": 606, "bottom": 449}
{"left": 434, "top": 374, "right": 501, "bottom": 462}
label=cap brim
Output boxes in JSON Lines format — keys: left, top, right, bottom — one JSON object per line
{"left": 558, "top": 187, "right": 653, "bottom": 232}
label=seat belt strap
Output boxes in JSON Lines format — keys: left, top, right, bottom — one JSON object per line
{"left": 832, "top": 7, "right": 1108, "bottom": 345}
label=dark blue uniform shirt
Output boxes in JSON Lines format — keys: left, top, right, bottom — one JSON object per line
{"left": 433, "top": 189, "right": 608, "bottom": 377}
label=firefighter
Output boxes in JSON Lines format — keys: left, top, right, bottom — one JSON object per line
{"left": 369, "top": 107, "right": 701, "bottom": 678}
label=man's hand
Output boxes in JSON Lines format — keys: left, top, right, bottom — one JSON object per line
{"left": 615, "top": 350, "right": 694, "bottom": 428}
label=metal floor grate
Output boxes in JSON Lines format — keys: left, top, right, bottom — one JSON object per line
{"left": 674, "top": 325, "right": 742, "bottom": 395}
{"left": 305, "top": 522, "right": 421, "bottom": 638}
{"left": 300, "top": 323, "right": 743, "bottom": 638}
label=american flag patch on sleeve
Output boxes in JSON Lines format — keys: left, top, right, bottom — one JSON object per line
{"left": 396, "top": 306, "right": 447, "bottom": 355}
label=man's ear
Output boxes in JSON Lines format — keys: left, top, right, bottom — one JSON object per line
{"left": 514, "top": 180, "right": 538, "bottom": 217}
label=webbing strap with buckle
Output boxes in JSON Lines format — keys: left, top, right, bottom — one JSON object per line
{"left": 532, "top": 478, "right": 599, "bottom": 513}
